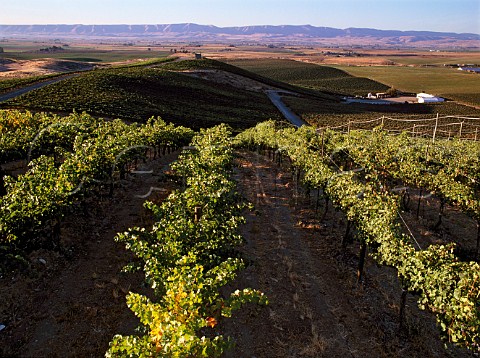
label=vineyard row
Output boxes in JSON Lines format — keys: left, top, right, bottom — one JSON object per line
{"left": 0, "top": 110, "right": 193, "bottom": 252}
{"left": 236, "top": 121, "right": 480, "bottom": 351}
{"left": 107, "top": 125, "right": 268, "bottom": 356}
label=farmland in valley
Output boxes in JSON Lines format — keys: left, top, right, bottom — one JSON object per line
{"left": 0, "top": 40, "right": 171, "bottom": 63}
{"left": 335, "top": 65, "right": 480, "bottom": 107}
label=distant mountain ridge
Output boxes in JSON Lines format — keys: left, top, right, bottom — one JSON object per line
{"left": 1, "top": 24, "right": 479, "bottom": 47}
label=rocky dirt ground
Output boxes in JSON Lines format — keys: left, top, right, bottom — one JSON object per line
{"left": 180, "top": 69, "right": 275, "bottom": 93}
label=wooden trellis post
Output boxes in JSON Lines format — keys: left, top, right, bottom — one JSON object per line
{"left": 432, "top": 113, "right": 439, "bottom": 143}
{"left": 399, "top": 289, "right": 408, "bottom": 332}
{"left": 321, "top": 129, "right": 325, "bottom": 156}
{"left": 357, "top": 242, "right": 367, "bottom": 283}
{"left": 194, "top": 206, "right": 202, "bottom": 223}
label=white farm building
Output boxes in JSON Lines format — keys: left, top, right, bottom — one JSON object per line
{"left": 458, "top": 67, "right": 480, "bottom": 73}
{"left": 416, "top": 93, "right": 445, "bottom": 103}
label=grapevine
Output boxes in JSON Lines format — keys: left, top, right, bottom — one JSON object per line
{"left": 107, "top": 125, "right": 268, "bottom": 357}
{"left": 236, "top": 121, "right": 480, "bottom": 351}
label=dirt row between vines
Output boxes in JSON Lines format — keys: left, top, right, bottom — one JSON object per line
{"left": 0, "top": 148, "right": 473, "bottom": 357}
{"left": 220, "top": 150, "right": 470, "bottom": 358}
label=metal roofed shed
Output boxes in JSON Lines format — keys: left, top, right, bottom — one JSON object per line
{"left": 416, "top": 93, "right": 445, "bottom": 103}
{"left": 458, "top": 67, "right": 480, "bottom": 73}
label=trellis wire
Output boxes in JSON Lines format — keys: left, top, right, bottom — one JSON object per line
{"left": 317, "top": 114, "right": 480, "bottom": 141}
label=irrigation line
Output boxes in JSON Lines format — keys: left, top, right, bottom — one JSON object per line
{"left": 319, "top": 140, "right": 476, "bottom": 252}
{"left": 444, "top": 115, "right": 480, "bottom": 121}
{"left": 325, "top": 144, "right": 474, "bottom": 251}
{"left": 329, "top": 153, "right": 425, "bottom": 252}
{"left": 328, "top": 156, "right": 343, "bottom": 172}
{"left": 398, "top": 211, "right": 423, "bottom": 250}
{"left": 320, "top": 115, "right": 479, "bottom": 128}
{"left": 348, "top": 118, "right": 383, "bottom": 125}
{"left": 438, "top": 122, "right": 464, "bottom": 127}
{"left": 387, "top": 117, "right": 439, "bottom": 123}
{"left": 318, "top": 123, "right": 348, "bottom": 131}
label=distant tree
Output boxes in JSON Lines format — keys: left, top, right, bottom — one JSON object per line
{"left": 0, "top": 47, "right": 3, "bottom": 53}
{"left": 385, "top": 87, "right": 397, "bottom": 97}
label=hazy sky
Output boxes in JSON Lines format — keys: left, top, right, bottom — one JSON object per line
{"left": 1, "top": 0, "right": 479, "bottom": 34}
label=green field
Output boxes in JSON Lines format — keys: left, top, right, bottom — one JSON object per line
{"left": 334, "top": 65, "right": 480, "bottom": 107}
{"left": 0, "top": 60, "right": 281, "bottom": 129}
{"left": 385, "top": 54, "right": 480, "bottom": 66}
{"left": 0, "top": 50, "right": 171, "bottom": 63}
{"left": 0, "top": 42, "right": 171, "bottom": 63}
{"left": 225, "top": 59, "right": 390, "bottom": 96}
{"left": 12, "top": 51, "right": 170, "bottom": 62}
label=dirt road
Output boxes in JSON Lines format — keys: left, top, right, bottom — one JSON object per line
{"left": 0, "top": 74, "right": 80, "bottom": 103}
{"left": 265, "top": 90, "right": 308, "bottom": 127}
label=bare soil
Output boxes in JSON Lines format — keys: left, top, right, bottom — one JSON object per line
{"left": 0, "top": 58, "right": 94, "bottom": 78}
{"left": 180, "top": 69, "right": 275, "bottom": 93}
